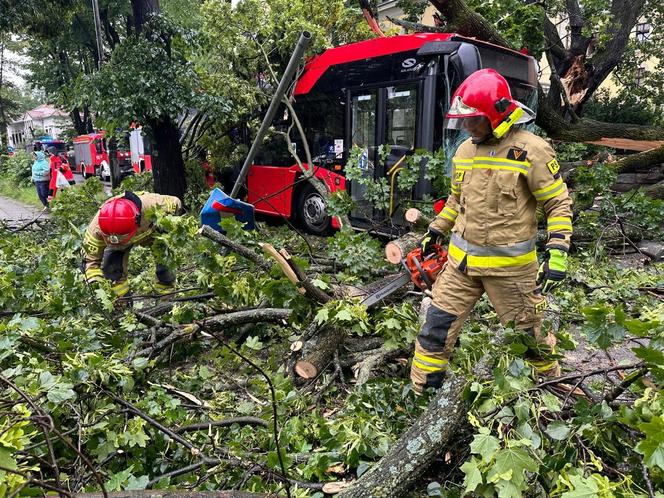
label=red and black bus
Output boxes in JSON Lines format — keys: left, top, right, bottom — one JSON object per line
{"left": 246, "top": 32, "right": 538, "bottom": 234}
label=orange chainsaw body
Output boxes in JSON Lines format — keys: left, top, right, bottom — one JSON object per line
{"left": 404, "top": 244, "right": 448, "bottom": 290}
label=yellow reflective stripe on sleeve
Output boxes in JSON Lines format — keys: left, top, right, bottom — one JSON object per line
{"left": 438, "top": 206, "right": 458, "bottom": 223}
{"left": 451, "top": 185, "right": 461, "bottom": 194}
{"left": 83, "top": 231, "right": 106, "bottom": 249}
{"left": 547, "top": 216, "right": 572, "bottom": 232}
{"left": 130, "top": 228, "right": 154, "bottom": 245}
{"left": 111, "top": 281, "right": 130, "bottom": 297}
{"left": 533, "top": 178, "right": 566, "bottom": 201}
{"left": 85, "top": 268, "right": 104, "bottom": 278}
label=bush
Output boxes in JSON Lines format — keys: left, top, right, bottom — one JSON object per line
{"left": 1, "top": 150, "right": 33, "bottom": 187}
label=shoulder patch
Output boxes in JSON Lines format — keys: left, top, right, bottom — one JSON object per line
{"left": 546, "top": 159, "right": 561, "bottom": 175}
{"left": 507, "top": 148, "right": 527, "bottom": 161}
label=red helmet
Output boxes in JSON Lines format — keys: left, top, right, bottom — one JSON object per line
{"left": 445, "top": 68, "right": 534, "bottom": 138}
{"left": 98, "top": 195, "right": 141, "bottom": 245}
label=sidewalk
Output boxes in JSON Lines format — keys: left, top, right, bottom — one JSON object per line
{"left": 0, "top": 195, "right": 48, "bottom": 221}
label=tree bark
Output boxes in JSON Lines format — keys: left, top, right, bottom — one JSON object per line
{"left": 131, "top": 0, "right": 160, "bottom": 34}
{"left": 149, "top": 116, "right": 187, "bottom": 200}
{"left": 644, "top": 180, "right": 664, "bottom": 200}
{"left": 610, "top": 146, "right": 664, "bottom": 174}
{"left": 338, "top": 374, "right": 468, "bottom": 497}
{"left": 295, "top": 327, "right": 345, "bottom": 379}
{"left": 76, "top": 492, "right": 265, "bottom": 498}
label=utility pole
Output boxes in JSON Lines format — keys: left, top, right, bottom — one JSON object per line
{"left": 91, "top": 0, "right": 104, "bottom": 69}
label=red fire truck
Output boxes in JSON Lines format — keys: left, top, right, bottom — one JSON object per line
{"left": 244, "top": 32, "right": 538, "bottom": 234}
{"left": 73, "top": 130, "right": 152, "bottom": 179}
{"left": 129, "top": 128, "right": 153, "bottom": 174}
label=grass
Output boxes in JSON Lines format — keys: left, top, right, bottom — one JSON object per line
{"left": 0, "top": 178, "right": 44, "bottom": 208}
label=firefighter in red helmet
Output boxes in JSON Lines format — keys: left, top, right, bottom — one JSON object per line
{"left": 412, "top": 69, "right": 573, "bottom": 393}
{"left": 82, "top": 191, "right": 183, "bottom": 298}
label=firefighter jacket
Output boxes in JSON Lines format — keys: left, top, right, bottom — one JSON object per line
{"left": 429, "top": 128, "right": 573, "bottom": 277}
{"left": 82, "top": 192, "right": 182, "bottom": 281}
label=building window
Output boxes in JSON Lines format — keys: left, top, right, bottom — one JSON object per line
{"left": 636, "top": 22, "right": 651, "bottom": 42}
{"left": 635, "top": 66, "right": 646, "bottom": 85}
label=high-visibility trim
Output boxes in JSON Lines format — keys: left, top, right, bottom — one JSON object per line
{"left": 473, "top": 160, "right": 530, "bottom": 175}
{"left": 547, "top": 216, "right": 572, "bottom": 233}
{"left": 528, "top": 358, "right": 559, "bottom": 373}
{"left": 414, "top": 351, "right": 448, "bottom": 367}
{"left": 83, "top": 232, "right": 106, "bottom": 250}
{"left": 533, "top": 178, "right": 565, "bottom": 201}
{"left": 130, "top": 228, "right": 153, "bottom": 245}
{"left": 154, "top": 282, "right": 174, "bottom": 295}
{"left": 413, "top": 352, "right": 449, "bottom": 372}
{"left": 85, "top": 268, "right": 104, "bottom": 281}
{"left": 111, "top": 280, "right": 130, "bottom": 296}
{"left": 451, "top": 185, "right": 461, "bottom": 195}
{"left": 438, "top": 206, "right": 458, "bottom": 223}
{"left": 449, "top": 234, "right": 537, "bottom": 268}
{"left": 473, "top": 156, "right": 531, "bottom": 167}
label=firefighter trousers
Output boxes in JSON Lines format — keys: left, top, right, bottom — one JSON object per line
{"left": 101, "top": 246, "right": 176, "bottom": 296}
{"left": 410, "top": 264, "right": 557, "bottom": 393}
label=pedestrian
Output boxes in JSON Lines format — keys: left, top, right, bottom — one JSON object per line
{"left": 411, "top": 69, "right": 573, "bottom": 393}
{"left": 81, "top": 191, "right": 183, "bottom": 299}
{"left": 47, "top": 146, "right": 73, "bottom": 201}
{"left": 31, "top": 150, "right": 51, "bottom": 210}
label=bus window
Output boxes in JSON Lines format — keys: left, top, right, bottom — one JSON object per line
{"left": 351, "top": 92, "right": 377, "bottom": 153}
{"left": 292, "top": 91, "right": 345, "bottom": 164}
{"left": 386, "top": 85, "right": 417, "bottom": 151}
{"left": 95, "top": 139, "right": 103, "bottom": 154}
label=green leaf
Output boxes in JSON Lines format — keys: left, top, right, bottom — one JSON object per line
{"left": 545, "top": 420, "right": 571, "bottom": 440}
{"left": 636, "top": 416, "right": 664, "bottom": 470}
{"left": 460, "top": 457, "right": 483, "bottom": 493}
{"left": 470, "top": 428, "right": 500, "bottom": 463}
{"left": 311, "top": 278, "right": 330, "bottom": 290}
{"left": 315, "top": 307, "right": 329, "bottom": 323}
{"left": 633, "top": 346, "right": 664, "bottom": 365}
{"left": 561, "top": 474, "right": 599, "bottom": 498}
{"left": 245, "top": 336, "right": 263, "bottom": 350}
{"left": 126, "top": 475, "right": 149, "bottom": 491}
{"left": 335, "top": 308, "right": 353, "bottom": 322}
{"left": 488, "top": 447, "right": 537, "bottom": 487}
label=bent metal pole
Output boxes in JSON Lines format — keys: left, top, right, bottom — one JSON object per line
{"left": 230, "top": 31, "right": 312, "bottom": 199}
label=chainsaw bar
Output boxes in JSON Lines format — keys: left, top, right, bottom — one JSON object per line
{"left": 361, "top": 272, "right": 412, "bottom": 308}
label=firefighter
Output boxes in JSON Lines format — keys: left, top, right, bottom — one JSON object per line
{"left": 411, "top": 68, "right": 573, "bottom": 393}
{"left": 82, "top": 191, "right": 183, "bottom": 298}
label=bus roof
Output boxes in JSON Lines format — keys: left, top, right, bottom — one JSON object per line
{"left": 294, "top": 32, "right": 535, "bottom": 95}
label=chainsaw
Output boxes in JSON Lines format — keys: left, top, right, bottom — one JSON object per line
{"left": 362, "top": 244, "right": 448, "bottom": 308}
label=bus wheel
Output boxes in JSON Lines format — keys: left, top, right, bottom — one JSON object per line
{"left": 297, "top": 183, "right": 331, "bottom": 235}
{"left": 80, "top": 163, "right": 87, "bottom": 179}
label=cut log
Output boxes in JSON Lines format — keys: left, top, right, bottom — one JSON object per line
{"left": 295, "top": 327, "right": 345, "bottom": 379}
{"left": 385, "top": 233, "right": 421, "bottom": 264}
{"left": 404, "top": 208, "right": 432, "bottom": 229}
{"left": 260, "top": 243, "right": 299, "bottom": 285}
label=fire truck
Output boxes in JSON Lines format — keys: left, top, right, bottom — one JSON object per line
{"left": 244, "top": 32, "right": 538, "bottom": 234}
{"left": 73, "top": 131, "right": 137, "bottom": 180}
{"left": 128, "top": 128, "right": 153, "bottom": 174}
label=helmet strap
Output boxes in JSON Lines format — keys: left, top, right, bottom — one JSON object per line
{"left": 493, "top": 107, "right": 524, "bottom": 139}
{"left": 123, "top": 191, "right": 142, "bottom": 226}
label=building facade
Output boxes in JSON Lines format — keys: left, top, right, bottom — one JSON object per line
{"left": 6, "top": 104, "right": 71, "bottom": 150}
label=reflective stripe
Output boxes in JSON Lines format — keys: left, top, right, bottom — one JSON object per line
{"left": 450, "top": 234, "right": 535, "bottom": 257}
{"left": 473, "top": 160, "right": 530, "bottom": 175}
{"left": 438, "top": 206, "right": 458, "bottom": 223}
{"left": 449, "top": 234, "right": 537, "bottom": 268}
{"left": 111, "top": 281, "right": 130, "bottom": 296}
{"left": 547, "top": 216, "right": 572, "bottom": 232}
{"left": 85, "top": 268, "right": 103, "bottom": 278}
{"left": 412, "top": 352, "right": 449, "bottom": 372}
{"left": 154, "top": 282, "right": 174, "bottom": 295}
{"left": 83, "top": 232, "right": 106, "bottom": 251}
{"left": 451, "top": 185, "right": 461, "bottom": 195}
{"left": 533, "top": 178, "right": 565, "bottom": 201}
{"left": 131, "top": 228, "right": 153, "bottom": 245}
{"left": 414, "top": 351, "right": 448, "bottom": 367}
{"left": 528, "top": 359, "right": 558, "bottom": 373}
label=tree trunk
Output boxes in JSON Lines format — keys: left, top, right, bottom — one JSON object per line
{"left": 131, "top": 0, "right": 160, "bottom": 34}
{"left": 149, "top": 116, "right": 187, "bottom": 200}
{"left": 385, "top": 233, "right": 421, "bottom": 264}
{"left": 644, "top": 180, "right": 664, "bottom": 200}
{"left": 295, "top": 327, "right": 345, "bottom": 379}
{"left": 610, "top": 146, "right": 664, "bottom": 174}
{"left": 338, "top": 374, "right": 468, "bottom": 497}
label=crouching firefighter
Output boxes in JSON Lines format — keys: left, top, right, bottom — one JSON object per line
{"left": 82, "top": 191, "right": 183, "bottom": 298}
{"left": 411, "top": 68, "right": 573, "bottom": 394}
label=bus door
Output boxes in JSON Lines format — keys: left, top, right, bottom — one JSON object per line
{"left": 348, "top": 89, "right": 378, "bottom": 221}
{"left": 382, "top": 83, "right": 419, "bottom": 222}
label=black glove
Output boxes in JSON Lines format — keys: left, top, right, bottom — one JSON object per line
{"left": 420, "top": 229, "right": 443, "bottom": 257}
